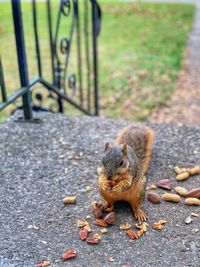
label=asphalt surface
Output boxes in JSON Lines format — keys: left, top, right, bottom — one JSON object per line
{"left": 0, "top": 112, "right": 199, "bottom": 267}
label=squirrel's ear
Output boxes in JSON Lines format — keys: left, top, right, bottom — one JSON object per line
{"left": 122, "top": 143, "right": 128, "bottom": 157}
{"left": 104, "top": 142, "right": 109, "bottom": 152}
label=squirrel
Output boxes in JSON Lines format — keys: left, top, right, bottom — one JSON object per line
{"left": 98, "top": 125, "right": 155, "bottom": 222}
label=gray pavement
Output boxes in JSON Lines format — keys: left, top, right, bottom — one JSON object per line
{"left": 0, "top": 112, "right": 199, "bottom": 267}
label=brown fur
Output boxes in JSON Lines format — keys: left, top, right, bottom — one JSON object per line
{"left": 115, "top": 125, "right": 155, "bottom": 175}
{"left": 98, "top": 125, "right": 155, "bottom": 221}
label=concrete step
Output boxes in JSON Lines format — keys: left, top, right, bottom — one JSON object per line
{"left": 0, "top": 112, "right": 199, "bottom": 266}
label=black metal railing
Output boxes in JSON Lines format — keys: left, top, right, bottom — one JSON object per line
{"left": 0, "top": 0, "right": 101, "bottom": 120}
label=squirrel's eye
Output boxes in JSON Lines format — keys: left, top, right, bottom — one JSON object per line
{"left": 119, "top": 160, "right": 124, "bottom": 167}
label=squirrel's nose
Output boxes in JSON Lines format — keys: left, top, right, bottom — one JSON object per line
{"left": 107, "top": 174, "right": 112, "bottom": 180}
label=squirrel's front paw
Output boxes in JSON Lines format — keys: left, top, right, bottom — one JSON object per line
{"left": 134, "top": 209, "right": 148, "bottom": 222}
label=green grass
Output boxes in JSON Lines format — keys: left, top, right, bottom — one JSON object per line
{"left": 0, "top": 1, "right": 195, "bottom": 122}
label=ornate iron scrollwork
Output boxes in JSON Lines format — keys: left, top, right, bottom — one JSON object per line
{"left": 0, "top": 0, "right": 101, "bottom": 118}
{"left": 68, "top": 73, "right": 76, "bottom": 96}
{"left": 62, "top": 0, "right": 71, "bottom": 16}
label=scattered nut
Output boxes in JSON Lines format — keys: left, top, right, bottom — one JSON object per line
{"left": 185, "top": 198, "right": 200, "bottom": 206}
{"left": 157, "top": 179, "right": 172, "bottom": 190}
{"left": 162, "top": 193, "right": 181, "bottom": 203}
{"left": 119, "top": 223, "right": 132, "bottom": 230}
{"left": 152, "top": 219, "right": 166, "bottom": 230}
{"left": 146, "top": 184, "right": 157, "bottom": 190}
{"left": 109, "top": 257, "right": 115, "bottom": 262}
{"left": 188, "top": 166, "right": 200, "bottom": 176}
{"left": 28, "top": 224, "right": 39, "bottom": 230}
{"left": 85, "top": 215, "right": 91, "bottom": 220}
{"left": 184, "top": 216, "right": 193, "bottom": 224}
{"left": 91, "top": 203, "right": 103, "bottom": 218}
{"left": 103, "top": 212, "right": 116, "bottom": 225}
{"left": 93, "top": 233, "right": 102, "bottom": 239}
{"left": 175, "top": 187, "right": 188, "bottom": 197}
{"left": 191, "top": 213, "right": 198, "bottom": 217}
{"left": 134, "top": 221, "right": 144, "bottom": 229}
{"left": 63, "top": 196, "right": 76, "bottom": 204}
{"left": 191, "top": 228, "right": 199, "bottom": 234}
{"left": 77, "top": 220, "right": 88, "bottom": 228}
{"left": 174, "top": 166, "right": 185, "bottom": 175}
{"left": 61, "top": 249, "right": 77, "bottom": 260}
{"left": 86, "top": 185, "right": 92, "bottom": 192}
{"left": 79, "top": 228, "right": 89, "bottom": 241}
{"left": 158, "top": 219, "right": 167, "bottom": 225}
{"left": 186, "top": 188, "right": 200, "bottom": 198}
{"left": 176, "top": 172, "right": 190, "bottom": 181}
{"left": 84, "top": 224, "right": 92, "bottom": 233}
{"left": 35, "top": 261, "right": 50, "bottom": 267}
{"left": 93, "top": 218, "right": 108, "bottom": 227}
{"left": 136, "top": 222, "right": 148, "bottom": 237}
{"left": 100, "top": 228, "right": 108, "bottom": 234}
{"left": 86, "top": 237, "right": 99, "bottom": 244}
{"left": 152, "top": 222, "right": 163, "bottom": 230}
{"left": 126, "top": 229, "right": 138, "bottom": 240}
{"left": 147, "top": 192, "right": 161, "bottom": 204}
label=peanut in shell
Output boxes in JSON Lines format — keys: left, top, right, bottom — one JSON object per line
{"left": 175, "top": 186, "right": 188, "bottom": 197}
{"left": 185, "top": 198, "right": 200, "bottom": 206}
{"left": 162, "top": 193, "right": 181, "bottom": 203}
{"left": 176, "top": 172, "right": 190, "bottom": 181}
{"left": 188, "top": 166, "right": 200, "bottom": 176}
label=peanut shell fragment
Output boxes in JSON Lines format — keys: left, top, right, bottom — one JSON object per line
{"left": 146, "top": 184, "right": 157, "bottom": 190}
{"left": 63, "top": 196, "right": 76, "bottom": 204}
{"left": 162, "top": 193, "right": 181, "bottom": 203}
{"left": 61, "top": 249, "right": 77, "bottom": 260}
{"left": 35, "top": 262, "right": 50, "bottom": 267}
{"left": 157, "top": 179, "right": 172, "bottom": 190}
{"left": 186, "top": 188, "right": 200, "bottom": 198}
{"left": 86, "top": 237, "right": 99, "bottom": 244}
{"left": 100, "top": 228, "right": 108, "bottom": 234}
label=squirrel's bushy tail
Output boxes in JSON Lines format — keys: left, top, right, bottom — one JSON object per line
{"left": 115, "top": 125, "right": 155, "bottom": 175}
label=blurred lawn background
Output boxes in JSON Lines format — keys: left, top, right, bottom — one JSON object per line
{"left": 0, "top": 0, "right": 195, "bottom": 122}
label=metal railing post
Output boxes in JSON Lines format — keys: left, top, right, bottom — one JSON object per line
{"left": 91, "top": 0, "right": 100, "bottom": 116}
{"left": 11, "top": 0, "right": 33, "bottom": 120}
